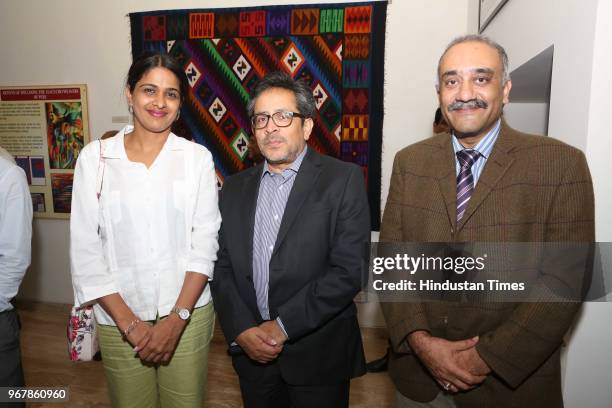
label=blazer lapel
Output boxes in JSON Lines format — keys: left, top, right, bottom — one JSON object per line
{"left": 240, "top": 165, "right": 263, "bottom": 275}
{"left": 458, "top": 120, "right": 517, "bottom": 230}
{"left": 232, "top": 165, "right": 265, "bottom": 320}
{"left": 436, "top": 134, "right": 460, "bottom": 230}
{"left": 273, "top": 148, "right": 322, "bottom": 253}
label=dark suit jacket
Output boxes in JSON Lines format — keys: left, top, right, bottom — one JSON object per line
{"left": 380, "top": 121, "right": 595, "bottom": 408}
{"left": 211, "top": 147, "right": 370, "bottom": 385}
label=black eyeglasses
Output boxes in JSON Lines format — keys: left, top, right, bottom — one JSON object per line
{"left": 250, "top": 110, "right": 306, "bottom": 129}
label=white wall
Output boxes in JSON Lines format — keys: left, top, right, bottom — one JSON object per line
{"left": 0, "top": 0, "right": 469, "bottom": 304}
{"left": 476, "top": 0, "right": 598, "bottom": 152}
{"left": 563, "top": 0, "right": 612, "bottom": 406}
{"left": 470, "top": 0, "right": 612, "bottom": 406}
{"left": 504, "top": 102, "right": 549, "bottom": 135}
{"left": 585, "top": 0, "right": 612, "bottom": 243}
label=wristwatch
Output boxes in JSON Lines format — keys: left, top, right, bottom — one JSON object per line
{"left": 171, "top": 306, "right": 191, "bottom": 321}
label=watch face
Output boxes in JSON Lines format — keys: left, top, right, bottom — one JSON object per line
{"left": 178, "top": 309, "right": 190, "bottom": 320}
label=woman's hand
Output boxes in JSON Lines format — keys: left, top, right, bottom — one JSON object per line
{"left": 136, "top": 314, "right": 187, "bottom": 364}
{"left": 125, "top": 320, "right": 153, "bottom": 351}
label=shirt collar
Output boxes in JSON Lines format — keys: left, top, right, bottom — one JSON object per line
{"left": 261, "top": 145, "right": 308, "bottom": 179}
{"left": 452, "top": 118, "right": 501, "bottom": 159}
{"left": 101, "top": 125, "right": 185, "bottom": 159}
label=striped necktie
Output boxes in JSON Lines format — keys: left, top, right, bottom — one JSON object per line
{"left": 456, "top": 149, "right": 480, "bottom": 222}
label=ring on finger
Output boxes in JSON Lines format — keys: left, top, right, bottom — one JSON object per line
{"left": 443, "top": 382, "right": 451, "bottom": 391}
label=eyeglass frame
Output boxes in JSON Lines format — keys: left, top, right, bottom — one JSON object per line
{"left": 250, "top": 110, "right": 307, "bottom": 129}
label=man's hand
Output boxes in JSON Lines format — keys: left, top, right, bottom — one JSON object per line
{"left": 455, "top": 346, "right": 491, "bottom": 377}
{"left": 136, "top": 314, "right": 187, "bottom": 364}
{"left": 236, "top": 326, "right": 282, "bottom": 364}
{"left": 259, "top": 320, "right": 288, "bottom": 347}
{"left": 408, "top": 331, "right": 487, "bottom": 392}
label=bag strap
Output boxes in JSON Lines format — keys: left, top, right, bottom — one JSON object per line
{"left": 96, "top": 139, "right": 106, "bottom": 201}
{"left": 71, "top": 139, "right": 107, "bottom": 310}
{"left": 95, "top": 139, "right": 106, "bottom": 237}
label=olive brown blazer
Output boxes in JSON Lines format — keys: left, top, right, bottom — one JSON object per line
{"left": 380, "top": 121, "right": 595, "bottom": 408}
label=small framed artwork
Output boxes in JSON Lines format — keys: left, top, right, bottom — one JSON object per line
{"left": 31, "top": 193, "right": 46, "bottom": 213}
{"left": 479, "top": 0, "right": 510, "bottom": 33}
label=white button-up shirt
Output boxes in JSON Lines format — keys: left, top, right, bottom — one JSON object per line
{"left": 0, "top": 148, "right": 32, "bottom": 312}
{"left": 70, "top": 126, "right": 221, "bottom": 325}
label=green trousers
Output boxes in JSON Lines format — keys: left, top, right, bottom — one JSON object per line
{"left": 97, "top": 302, "right": 214, "bottom": 408}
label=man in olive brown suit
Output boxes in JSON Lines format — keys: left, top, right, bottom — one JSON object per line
{"left": 380, "top": 35, "right": 594, "bottom": 408}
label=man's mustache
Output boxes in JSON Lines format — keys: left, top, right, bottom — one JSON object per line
{"left": 448, "top": 99, "right": 488, "bottom": 111}
{"left": 263, "top": 135, "right": 285, "bottom": 145}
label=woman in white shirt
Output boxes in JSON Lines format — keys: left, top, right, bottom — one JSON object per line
{"left": 70, "top": 52, "right": 221, "bottom": 407}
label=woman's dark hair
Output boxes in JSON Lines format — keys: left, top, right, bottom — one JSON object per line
{"left": 126, "top": 52, "right": 189, "bottom": 103}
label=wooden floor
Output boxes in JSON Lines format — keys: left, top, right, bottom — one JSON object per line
{"left": 17, "top": 302, "right": 395, "bottom": 407}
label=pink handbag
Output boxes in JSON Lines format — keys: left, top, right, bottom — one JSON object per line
{"left": 67, "top": 305, "right": 99, "bottom": 361}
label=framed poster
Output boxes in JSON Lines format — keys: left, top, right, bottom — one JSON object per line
{"left": 0, "top": 85, "right": 90, "bottom": 219}
{"left": 479, "top": 0, "right": 510, "bottom": 32}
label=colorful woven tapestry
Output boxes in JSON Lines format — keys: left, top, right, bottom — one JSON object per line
{"left": 130, "top": 1, "right": 387, "bottom": 229}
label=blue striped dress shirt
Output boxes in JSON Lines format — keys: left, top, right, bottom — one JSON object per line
{"left": 252, "top": 146, "right": 307, "bottom": 330}
{"left": 452, "top": 118, "right": 501, "bottom": 186}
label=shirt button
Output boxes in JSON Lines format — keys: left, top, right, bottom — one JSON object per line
{"left": 274, "top": 215, "right": 279, "bottom": 220}
{"left": 269, "top": 245, "right": 273, "bottom": 251}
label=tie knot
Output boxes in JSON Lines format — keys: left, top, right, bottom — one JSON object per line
{"left": 456, "top": 149, "right": 480, "bottom": 169}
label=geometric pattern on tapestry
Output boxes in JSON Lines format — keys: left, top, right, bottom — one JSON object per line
{"left": 130, "top": 1, "right": 387, "bottom": 229}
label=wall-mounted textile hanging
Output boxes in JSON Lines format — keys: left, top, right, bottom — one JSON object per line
{"left": 130, "top": 1, "right": 387, "bottom": 229}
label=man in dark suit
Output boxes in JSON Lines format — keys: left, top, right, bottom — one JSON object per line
{"left": 211, "top": 71, "right": 370, "bottom": 408}
{"left": 380, "top": 35, "right": 594, "bottom": 407}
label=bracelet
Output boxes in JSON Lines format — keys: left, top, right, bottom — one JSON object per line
{"left": 122, "top": 319, "right": 140, "bottom": 338}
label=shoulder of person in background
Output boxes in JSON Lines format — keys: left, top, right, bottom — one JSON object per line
{"left": 101, "top": 130, "right": 119, "bottom": 140}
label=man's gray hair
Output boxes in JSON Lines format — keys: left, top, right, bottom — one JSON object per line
{"left": 246, "top": 71, "right": 316, "bottom": 119}
{"left": 435, "top": 34, "right": 510, "bottom": 89}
